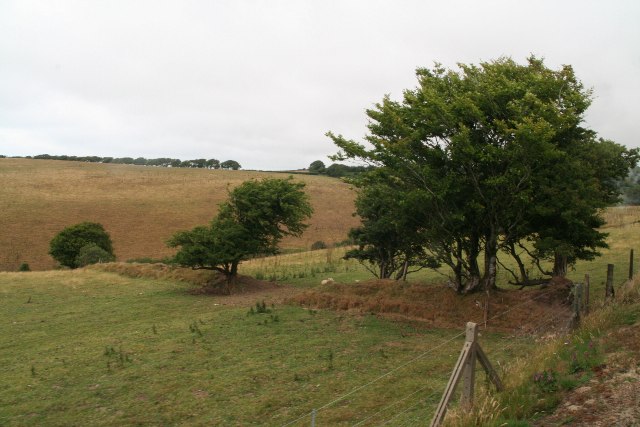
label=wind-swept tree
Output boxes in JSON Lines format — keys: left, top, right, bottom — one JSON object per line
{"left": 330, "top": 57, "right": 637, "bottom": 292}
{"left": 168, "top": 178, "right": 313, "bottom": 284}
{"left": 345, "top": 178, "right": 438, "bottom": 280}
{"left": 220, "top": 160, "right": 241, "bottom": 170}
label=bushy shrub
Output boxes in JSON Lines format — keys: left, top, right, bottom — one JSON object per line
{"left": 18, "top": 262, "right": 30, "bottom": 272}
{"left": 75, "top": 243, "right": 116, "bottom": 267}
{"left": 49, "top": 222, "right": 114, "bottom": 268}
{"left": 311, "top": 240, "right": 327, "bottom": 250}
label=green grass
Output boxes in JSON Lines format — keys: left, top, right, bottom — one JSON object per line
{"left": 2, "top": 207, "right": 637, "bottom": 425}
{"left": 0, "top": 270, "right": 533, "bottom": 426}
{"left": 242, "top": 206, "right": 640, "bottom": 300}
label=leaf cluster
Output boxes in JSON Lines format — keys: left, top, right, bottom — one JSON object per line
{"left": 329, "top": 57, "right": 638, "bottom": 290}
{"left": 167, "top": 178, "right": 313, "bottom": 279}
{"left": 49, "top": 222, "right": 115, "bottom": 269}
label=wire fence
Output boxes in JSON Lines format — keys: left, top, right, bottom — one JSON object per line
{"left": 280, "top": 282, "right": 574, "bottom": 426}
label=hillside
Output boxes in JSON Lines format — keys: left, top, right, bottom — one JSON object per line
{"left": 0, "top": 158, "right": 358, "bottom": 271}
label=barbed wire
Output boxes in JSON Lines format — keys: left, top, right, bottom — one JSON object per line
{"left": 281, "top": 281, "right": 577, "bottom": 426}
{"left": 351, "top": 385, "right": 434, "bottom": 427}
{"left": 378, "top": 389, "right": 442, "bottom": 427}
{"left": 281, "top": 330, "right": 466, "bottom": 426}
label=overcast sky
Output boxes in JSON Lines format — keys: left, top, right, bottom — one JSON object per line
{"left": 1, "top": 0, "right": 638, "bottom": 170}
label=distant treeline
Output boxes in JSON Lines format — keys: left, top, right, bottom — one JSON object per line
{"left": 307, "top": 160, "right": 373, "bottom": 178}
{"left": 0, "top": 154, "right": 241, "bottom": 170}
{"left": 619, "top": 166, "right": 640, "bottom": 205}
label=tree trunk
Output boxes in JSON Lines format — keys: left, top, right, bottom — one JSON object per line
{"left": 222, "top": 261, "right": 240, "bottom": 294}
{"left": 453, "top": 242, "right": 464, "bottom": 293}
{"left": 464, "top": 253, "right": 482, "bottom": 293}
{"left": 463, "top": 235, "right": 482, "bottom": 293}
{"left": 394, "top": 259, "right": 409, "bottom": 281}
{"left": 482, "top": 228, "right": 498, "bottom": 291}
{"left": 553, "top": 253, "right": 567, "bottom": 277}
{"left": 508, "top": 242, "right": 530, "bottom": 283}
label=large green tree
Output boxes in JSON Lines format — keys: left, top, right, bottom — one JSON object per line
{"left": 49, "top": 222, "right": 115, "bottom": 269}
{"left": 344, "top": 172, "right": 437, "bottom": 280}
{"left": 329, "top": 57, "right": 637, "bottom": 293}
{"left": 168, "top": 178, "right": 313, "bottom": 283}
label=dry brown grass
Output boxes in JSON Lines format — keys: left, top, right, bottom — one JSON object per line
{"left": 0, "top": 158, "right": 358, "bottom": 271}
{"left": 601, "top": 205, "right": 640, "bottom": 228}
{"left": 289, "top": 278, "right": 573, "bottom": 333}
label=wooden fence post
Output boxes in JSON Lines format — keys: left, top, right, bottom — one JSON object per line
{"left": 461, "top": 323, "right": 478, "bottom": 408}
{"left": 571, "top": 283, "right": 583, "bottom": 328}
{"left": 606, "top": 264, "right": 615, "bottom": 300}
{"left": 630, "top": 249, "right": 635, "bottom": 280}
{"left": 430, "top": 322, "right": 503, "bottom": 427}
{"left": 584, "top": 274, "right": 590, "bottom": 315}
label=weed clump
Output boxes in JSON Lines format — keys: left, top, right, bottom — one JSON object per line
{"left": 311, "top": 240, "right": 327, "bottom": 250}
{"left": 103, "top": 346, "right": 132, "bottom": 370}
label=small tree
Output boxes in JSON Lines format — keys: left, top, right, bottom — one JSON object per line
{"left": 345, "top": 181, "right": 437, "bottom": 279}
{"left": 49, "top": 222, "right": 115, "bottom": 269}
{"left": 220, "top": 160, "right": 241, "bottom": 170}
{"left": 75, "top": 243, "right": 116, "bottom": 267}
{"left": 206, "top": 158, "right": 221, "bottom": 169}
{"left": 308, "top": 160, "right": 326, "bottom": 174}
{"left": 168, "top": 178, "right": 313, "bottom": 283}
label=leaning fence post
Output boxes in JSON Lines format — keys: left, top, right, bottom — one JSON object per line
{"left": 606, "top": 264, "right": 615, "bottom": 300}
{"left": 584, "top": 274, "right": 590, "bottom": 314}
{"left": 630, "top": 249, "right": 635, "bottom": 280}
{"left": 311, "top": 409, "right": 316, "bottom": 427}
{"left": 461, "top": 322, "right": 478, "bottom": 408}
{"left": 431, "top": 322, "right": 501, "bottom": 427}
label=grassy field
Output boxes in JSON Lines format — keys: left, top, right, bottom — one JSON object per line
{"left": 0, "top": 270, "right": 539, "bottom": 426}
{"left": 1, "top": 158, "right": 638, "bottom": 425}
{"left": 239, "top": 205, "right": 640, "bottom": 302}
{"left": 0, "top": 159, "right": 358, "bottom": 271}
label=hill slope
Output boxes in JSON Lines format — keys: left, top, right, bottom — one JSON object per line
{"left": 0, "top": 159, "right": 358, "bottom": 271}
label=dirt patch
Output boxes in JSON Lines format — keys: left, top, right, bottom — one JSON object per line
{"left": 534, "top": 315, "right": 640, "bottom": 426}
{"left": 288, "top": 277, "right": 573, "bottom": 333}
{"left": 89, "top": 262, "right": 305, "bottom": 306}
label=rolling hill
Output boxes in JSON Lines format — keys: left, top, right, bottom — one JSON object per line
{"left": 0, "top": 158, "right": 358, "bottom": 271}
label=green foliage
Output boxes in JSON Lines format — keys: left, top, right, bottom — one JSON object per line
{"left": 308, "top": 160, "right": 326, "bottom": 174}
{"left": 168, "top": 178, "right": 313, "bottom": 281}
{"left": 329, "top": 56, "right": 638, "bottom": 292}
{"left": 21, "top": 154, "right": 228, "bottom": 169}
{"left": 560, "top": 338, "right": 602, "bottom": 374}
{"left": 532, "top": 369, "right": 558, "bottom": 393}
{"left": 619, "top": 166, "right": 640, "bottom": 205}
{"left": 18, "top": 262, "right": 30, "bottom": 272}
{"left": 345, "top": 181, "right": 438, "bottom": 279}
{"left": 103, "top": 345, "right": 132, "bottom": 369}
{"left": 324, "top": 163, "right": 370, "bottom": 178}
{"left": 220, "top": 159, "right": 241, "bottom": 170}
{"left": 126, "top": 256, "right": 176, "bottom": 264}
{"left": 75, "top": 243, "right": 116, "bottom": 267}
{"left": 310, "top": 240, "right": 327, "bottom": 250}
{"left": 49, "top": 222, "right": 115, "bottom": 269}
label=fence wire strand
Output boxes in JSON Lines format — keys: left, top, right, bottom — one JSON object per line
{"left": 281, "top": 330, "right": 466, "bottom": 426}
{"left": 282, "top": 282, "right": 576, "bottom": 426}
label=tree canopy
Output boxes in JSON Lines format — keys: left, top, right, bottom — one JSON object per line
{"left": 344, "top": 178, "right": 437, "bottom": 280}
{"left": 329, "top": 57, "right": 638, "bottom": 292}
{"left": 220, "top": 160, "right": 242, "bottom": 170}
{"left": 168, "top": 177, "right": 313, "bottom": 283}
{"left": 308, "top": 160, "right": 326, "bottom": 174}
{"left": 49, "top": 222, "right": 115, "bottom": 269}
